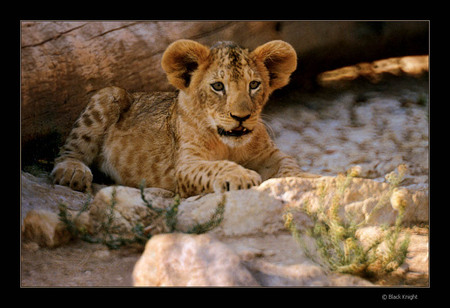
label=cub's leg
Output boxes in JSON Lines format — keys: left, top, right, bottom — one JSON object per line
{"left": 51, "top": 87, "right": 132, "bottom": 191}
{"left": 255, "top": 148, "right": 320, "bottom": 180}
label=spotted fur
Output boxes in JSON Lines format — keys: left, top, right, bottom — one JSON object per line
{"left": 51, "top": 39, "right": 317, "bottom": 197}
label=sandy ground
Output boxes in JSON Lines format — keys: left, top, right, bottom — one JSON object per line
{"left": 21, "top": 241, "right": 142, "bottom": 287}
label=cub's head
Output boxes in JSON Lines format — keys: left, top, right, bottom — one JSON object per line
{"left": 162, "top": 39, "right": 297, "bottom": 146}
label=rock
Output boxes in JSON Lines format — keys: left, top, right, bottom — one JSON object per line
{"left": 22, "top": 210, "right": 72, "bottom": 248}
{"left": 87, "top": 174, "right": 428, "bottom": 242}
{"left": 266, "top": 92, "right": 429, "bottom": 184}
{"left": 132, "top": 232, "right": 373, "bottom": 286}
{"left": 89, "top": 185, "right": 285, "bottom": 239}
{"left": 399, "top": 55, "right": 429, "bottom": 76}
{"left": 88, "top": 185, "right": 175, "bottom": 238}
{"left": 244, "top": 259, "right": 372, "bottom": 286}
{"left": 176, "top": 189, "right": 284, "bottom": 236}
{"left": 92, "top": 249, "right": 111, "bottom": 260}
{"left": 21, "top": 171, "right": 99, "bottom": 247}
{"left": 90, "top": 175, "right": 426, "bottom": 286}
{"left": 21, "top": 172, "right": 428, "bottom": 285}
{"left": 21, "top": 171, "right": 90, "bottom": 222}
{"left": 22, "top": 164, "right": 428, "bottom": 285}
{"left": 258, "top": 176, "right": 428, "bottom": 226}
{"left": 221, "top": 234, "right": 373, "bottom": 286}
{"left": 132, "top": 233, "right": 259, "bottom": 286}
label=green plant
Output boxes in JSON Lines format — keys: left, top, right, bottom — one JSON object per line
{"left": 139, "top": 181, "right": 226, "bottom": 235}
{"left": 139, "top": 180, "right": 180, "bottom": 233}
{"left": 59, "top": 187, "right": 141, "bottom": 249}
{"left": 57, "top": 194, "right": 91, "bottom": 238}
{"left": 186, "top": 194, "right": 226, "bottom": 234}
{"left": 284, "top": 165, "right": 410, "bottom": 279}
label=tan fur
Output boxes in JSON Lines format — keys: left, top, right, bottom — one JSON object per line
{"left": 51, "top": 39, "right": 317, "bottom": 197}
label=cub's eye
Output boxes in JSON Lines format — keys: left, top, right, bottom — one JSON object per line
{"left": 211, "top": 82, "right": 225, "bottom": 92}
{"left": 249, "top": 80, "right": 261, "bottom": 90}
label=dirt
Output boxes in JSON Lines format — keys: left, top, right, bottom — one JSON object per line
{"left": 21, "top": 240, "right": 143, "bottom": 287}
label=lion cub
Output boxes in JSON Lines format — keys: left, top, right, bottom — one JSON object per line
{"left": 52, "top": 39, "right": 315, "bottom": 197}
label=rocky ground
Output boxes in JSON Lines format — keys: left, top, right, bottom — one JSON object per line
{"left": 266, "top": 75, "right": 428, "bottom": 187}
{"left": 20, "top": 74, "right": 429, "bottom": 287}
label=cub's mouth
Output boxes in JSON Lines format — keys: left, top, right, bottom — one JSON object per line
{"left": 217, "top": 125, "right": 252, "bottom": 137}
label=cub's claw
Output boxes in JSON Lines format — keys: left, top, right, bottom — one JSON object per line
{"left": 213, "top": 167, "right": 262, "bottom": 193}
{"left": 51, "top": 159, "right": 93, "bottom": 192}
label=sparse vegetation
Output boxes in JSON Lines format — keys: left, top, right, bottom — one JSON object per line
{"left": 58, "top": 182, "right": 226, "bottom": 249}
{"left": 185, "top": 194, "right": 226, "bottom": 234}
{"left": 283, "top": 165, "right": 410, "bottom": 279}
{"left": 58, "top": 188, "right": 142, "bottom": 249}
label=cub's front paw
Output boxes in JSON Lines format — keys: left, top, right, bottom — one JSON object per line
{"left": 213, "top": 166, "right": 262, "bottom": 193}
{"left": 51, "top": 159, "right": 93, "bottom": 192}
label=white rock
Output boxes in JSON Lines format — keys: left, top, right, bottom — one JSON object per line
{"left": 21, "top": 172, "right": 90, "bottom": 222}
{"left": 258, "top": 176, "right": 428, "bottom": 226}
{"left": 88, "top": 185, "right": 175, "bottom": 237}
{"left": 176, "top": 189, "right": 285, "bottom": 236}
{"left": 132, "top": 233, "right": 259, "bottom": 286}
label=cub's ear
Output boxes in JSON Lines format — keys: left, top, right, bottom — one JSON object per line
{"left": 161, "top": 39, "right": 210, "bottom": 90}
{"left": 251, "top": 40, "right": 297, "bottom": 91}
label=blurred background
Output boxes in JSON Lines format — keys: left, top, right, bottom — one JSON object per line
{"left": 21, "top": 21, "right": 429, "bottom": 176}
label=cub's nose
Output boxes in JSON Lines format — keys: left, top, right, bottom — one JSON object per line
{"left": 230, "top": 113, "right": 250, "bottom": 123}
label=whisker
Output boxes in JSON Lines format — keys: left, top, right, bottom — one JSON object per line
{"left": 260, "top": 113, "right": 275, "bottom": 122}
